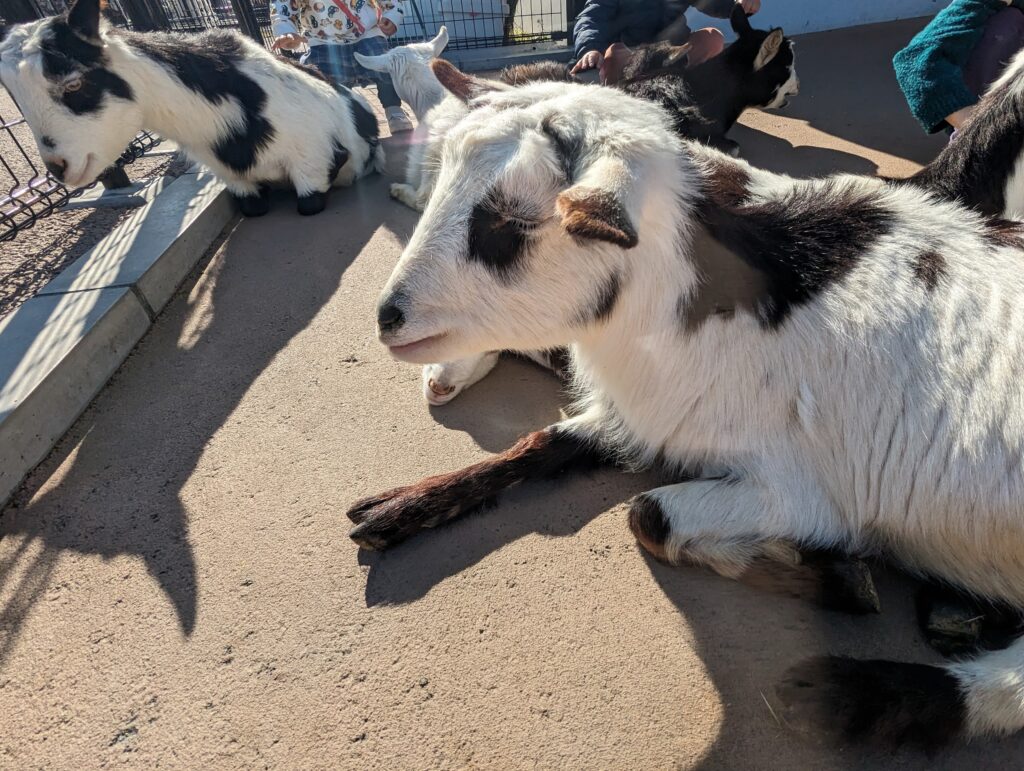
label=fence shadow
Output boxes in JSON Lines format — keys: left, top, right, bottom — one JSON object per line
{"left": 0, "top": 138, "right": 417, "bottom": 664}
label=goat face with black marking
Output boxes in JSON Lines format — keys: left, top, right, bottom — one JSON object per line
{"left": 0, "top": 8, "right": 142, "bottom": 188}
{"left": 377, "top": 82, "right": 675, "bottom": 366}
{"left": 722, "top": 6, "right": 799, "bottom": 110}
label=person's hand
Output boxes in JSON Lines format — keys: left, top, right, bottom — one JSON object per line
{"left": 571, "top": 50, "right": 603, "bottom": 74}
{"left": 737, "top": 0, "right": 760, "bottom": 14}
{"left": 271, "top": 33, "right": 305, "bottom": 51}
{"left": 379, "top": 18, "right": 397, "bottom": 36}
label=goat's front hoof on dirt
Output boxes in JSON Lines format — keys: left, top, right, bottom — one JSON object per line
{"left": 297, "top": 190, "right": 328, "bottom": 216}
{"left": 235, "top": 189, "right": 271, "bottom": 217}
{"left": 346, "top": 484, "right": 459, "bottom": 550}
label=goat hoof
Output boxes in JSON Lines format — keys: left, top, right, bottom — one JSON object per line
{"left": 808, "top": 553, "right": 880, "bottom": 615}
{"left": 297, "top": 191, "right": 328, "bottom": 216}
{"left": 235, "top": 189, "right": 271, "bottom": 217}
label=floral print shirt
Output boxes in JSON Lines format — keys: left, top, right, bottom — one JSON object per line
{"left": 270, "top": 0, "right": 406, "bottom": 45}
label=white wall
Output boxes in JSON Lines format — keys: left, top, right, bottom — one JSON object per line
{"left": 689, "top": 0, "right": 949, "bottom": 38}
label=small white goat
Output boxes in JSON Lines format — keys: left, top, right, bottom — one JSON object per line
{"left": 0, "top": 0, "right": 382, "bottom": 216}
{"left": 351, "top": 65, "right": 1024, "bottom": 748}
{"left": 354, "top": 26, "right": 449, "bottom": 121}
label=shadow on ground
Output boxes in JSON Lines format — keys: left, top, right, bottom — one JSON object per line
{"left": 0, "top": 140, "right": 417, "bottom": 657}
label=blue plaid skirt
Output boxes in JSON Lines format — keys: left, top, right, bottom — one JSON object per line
{"left": 303, "top": 36, "right": 392, "bottom": 89}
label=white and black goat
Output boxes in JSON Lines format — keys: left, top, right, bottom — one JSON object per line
{"left": 354, "top": 26, "right": 449, "bottom": 121}
{"left": 901, "top": 47, "right": 1024, "bottom": 219}
{"left": 350, "top": 68, "right": 1024, "bottom": 748}
{"left": 0, "top": 0, "right": 382, "bottom": 216}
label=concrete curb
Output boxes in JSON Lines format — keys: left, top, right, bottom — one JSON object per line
{"left": 0, "top": 169, "right": 236, "bottom": 507}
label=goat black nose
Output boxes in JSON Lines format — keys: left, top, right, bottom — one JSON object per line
{"left": 44, "top": 158, "right": 67, "bottom": 181}
{"left": 377, "top": 302, "right": 405, "bottom": 332}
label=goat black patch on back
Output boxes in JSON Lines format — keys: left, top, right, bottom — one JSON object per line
{"left": 468, "top": 191, "right": 536, "bottom": 281}
{"left": 126, "top": 30, "right": 273, "bottom": 172}
{"left": 575, "top": 270, "right": 621, "bottom": 326}
{"left": 40, "top": 21, "right": 132, "bottom": 114}
{"left": 348, "top": 93, "right": 379, "bottom": 147}
{"left": 912, "top": 250, "right": 947, "bottom": 291}
{"left": 696, "top": 178, "right": 895, "bottom": 328}
{"left": 904, "top": 76, "right": 1024, "bottom": 217}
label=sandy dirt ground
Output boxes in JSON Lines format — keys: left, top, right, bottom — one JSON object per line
{"left": 2, "top": 18, "right": 1018, "bottom": 770}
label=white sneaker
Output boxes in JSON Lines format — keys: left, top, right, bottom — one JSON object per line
{"left": 386, "top": 106, "right": 413, "bottom": 133}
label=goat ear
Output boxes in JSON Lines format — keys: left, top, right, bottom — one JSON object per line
{"left": 665, "top": 42, "right": 692, "bottom": 66}
{"left": 354, "top": 51, "right": 389, "bottom": 72}
{"left": 730, "top": 4, "right": 752, "bottom": 37}
{"left": 753, "top": 29, "right": 784, "bottom": 71}
{"left": 557, "top": 187, "right": 638, "bottom": 248}
{"left": 431, "top": 26, "right": 449, "bottom": 57}
{"left": 431, "top": 58, "right": 502, "bottom": 102}
{"left": 66, "top": 0, "right": 103, "bottom": 42}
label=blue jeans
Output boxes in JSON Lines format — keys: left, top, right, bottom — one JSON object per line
{"left": 303, "top": 37, "right": 401, "bottom": 109}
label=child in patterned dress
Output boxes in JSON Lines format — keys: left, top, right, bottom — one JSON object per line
{"left": 271, "top": 0, "right": 414, "bottom": 132}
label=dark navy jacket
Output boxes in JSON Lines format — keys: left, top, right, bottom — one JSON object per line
{"left": 573, "top": 0, "right": 736, "bottom": 60}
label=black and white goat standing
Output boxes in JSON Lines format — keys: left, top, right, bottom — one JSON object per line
{"left": 0, "top": 0, "right": 383, "bottom": 216}
{"left": 350, "top": 67, "right": 1024, "bottom": 747}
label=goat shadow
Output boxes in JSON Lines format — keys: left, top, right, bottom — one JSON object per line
{"left": 774, "top": 18, "right": 948, "bottom": 170}
{"left": 0, "top": 137, "right": 418, "bottom": 664}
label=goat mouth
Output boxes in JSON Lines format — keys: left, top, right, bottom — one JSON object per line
{"left": 387, "top": 332, "right": 450, "bottom": 362}
{"left": 63, "top": 153, "right": 98, "bottom": 189}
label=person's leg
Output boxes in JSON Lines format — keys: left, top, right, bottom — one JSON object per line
{"left": 964, "top": 7, "right": 1024, "bottom": 95}
{"left": 686, "top": 27, "right": 725, "bottom": 67}
{"left": 354, "top": 36, "right": 412, "bottom": 131}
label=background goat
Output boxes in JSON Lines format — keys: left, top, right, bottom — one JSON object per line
{"left": 354, "top": 26, "right": 449, "bottom": 121}
{"left": 351, "top": 68, "right": 1024, "bottom": 748}
{"left": 0, "top": 0, "right": 382, "bottom": 216}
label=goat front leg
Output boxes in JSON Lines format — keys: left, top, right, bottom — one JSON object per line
{"left": 348, "top": 418, "right": 604, "bottom": 550}
{"left": 628, "top": 475, "right": 877, "bottom": 613}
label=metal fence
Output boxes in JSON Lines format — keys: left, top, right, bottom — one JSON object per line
{"left": 0, "top": 0, "right": 571, "bottom": 242}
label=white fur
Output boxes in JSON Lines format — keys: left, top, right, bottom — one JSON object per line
{"left": 0, "top": 19, "right": 382, "bottom": 195}
{"left": 378, "top": 80, "right": 1024, "bottom": 738}
{"left": 355, "top": 26, "right": 448, "bottom": 120}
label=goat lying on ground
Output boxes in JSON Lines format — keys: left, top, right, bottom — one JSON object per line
{"left": 354, "top": 26, "right": 449, "bottom": 121}
{"left": 351, "top": 66, "right": 1024, "bottom": 747}
{"left": 0, "top": 0, "right": 382, "bottom": 217}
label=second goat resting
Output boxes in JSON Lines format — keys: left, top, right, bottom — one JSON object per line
{"left": 352, "top": 67, "right": 1024, "bottom": 747}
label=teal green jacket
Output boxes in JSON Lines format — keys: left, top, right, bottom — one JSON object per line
{"left": 894, "top": 0, "right": 1020, "bottom": 133}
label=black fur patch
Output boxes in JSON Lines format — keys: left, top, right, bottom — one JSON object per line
{"left": 540, "top": 115, "right": 582, "bottom": 182}
{"left": 328, "top": 139, "right": 349, "bottom": 184}
{"left": 983, "top": 218, "right": 1024, "bottom": 249}
{"left": 695, "top": 177, "right": 895, "bottom": 328}
{"left": 627, "top": 494, "right": 671, "bottom": 559}
{"left": 575, "top": 271, "right": 621, "bottom": 326}
{"left": 468, "top": 191, "right": 536, "bottom": 281}
{"left": 348, "top": 94, "right": 379, "bottom": 148}
{"left": 40, "top": 21, "right": 133, "bottom": 115}
{"left": 125, "top": 30, "right": 273, "bottom": 172}
{"left": 776, "top": 656, "right": 966, "bottom": 749}
{"left": 904, "top": 74, "right": 1024, "bottom": 217}
{"left": 912, "top": 250, "right": 946, "bottom": 291}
